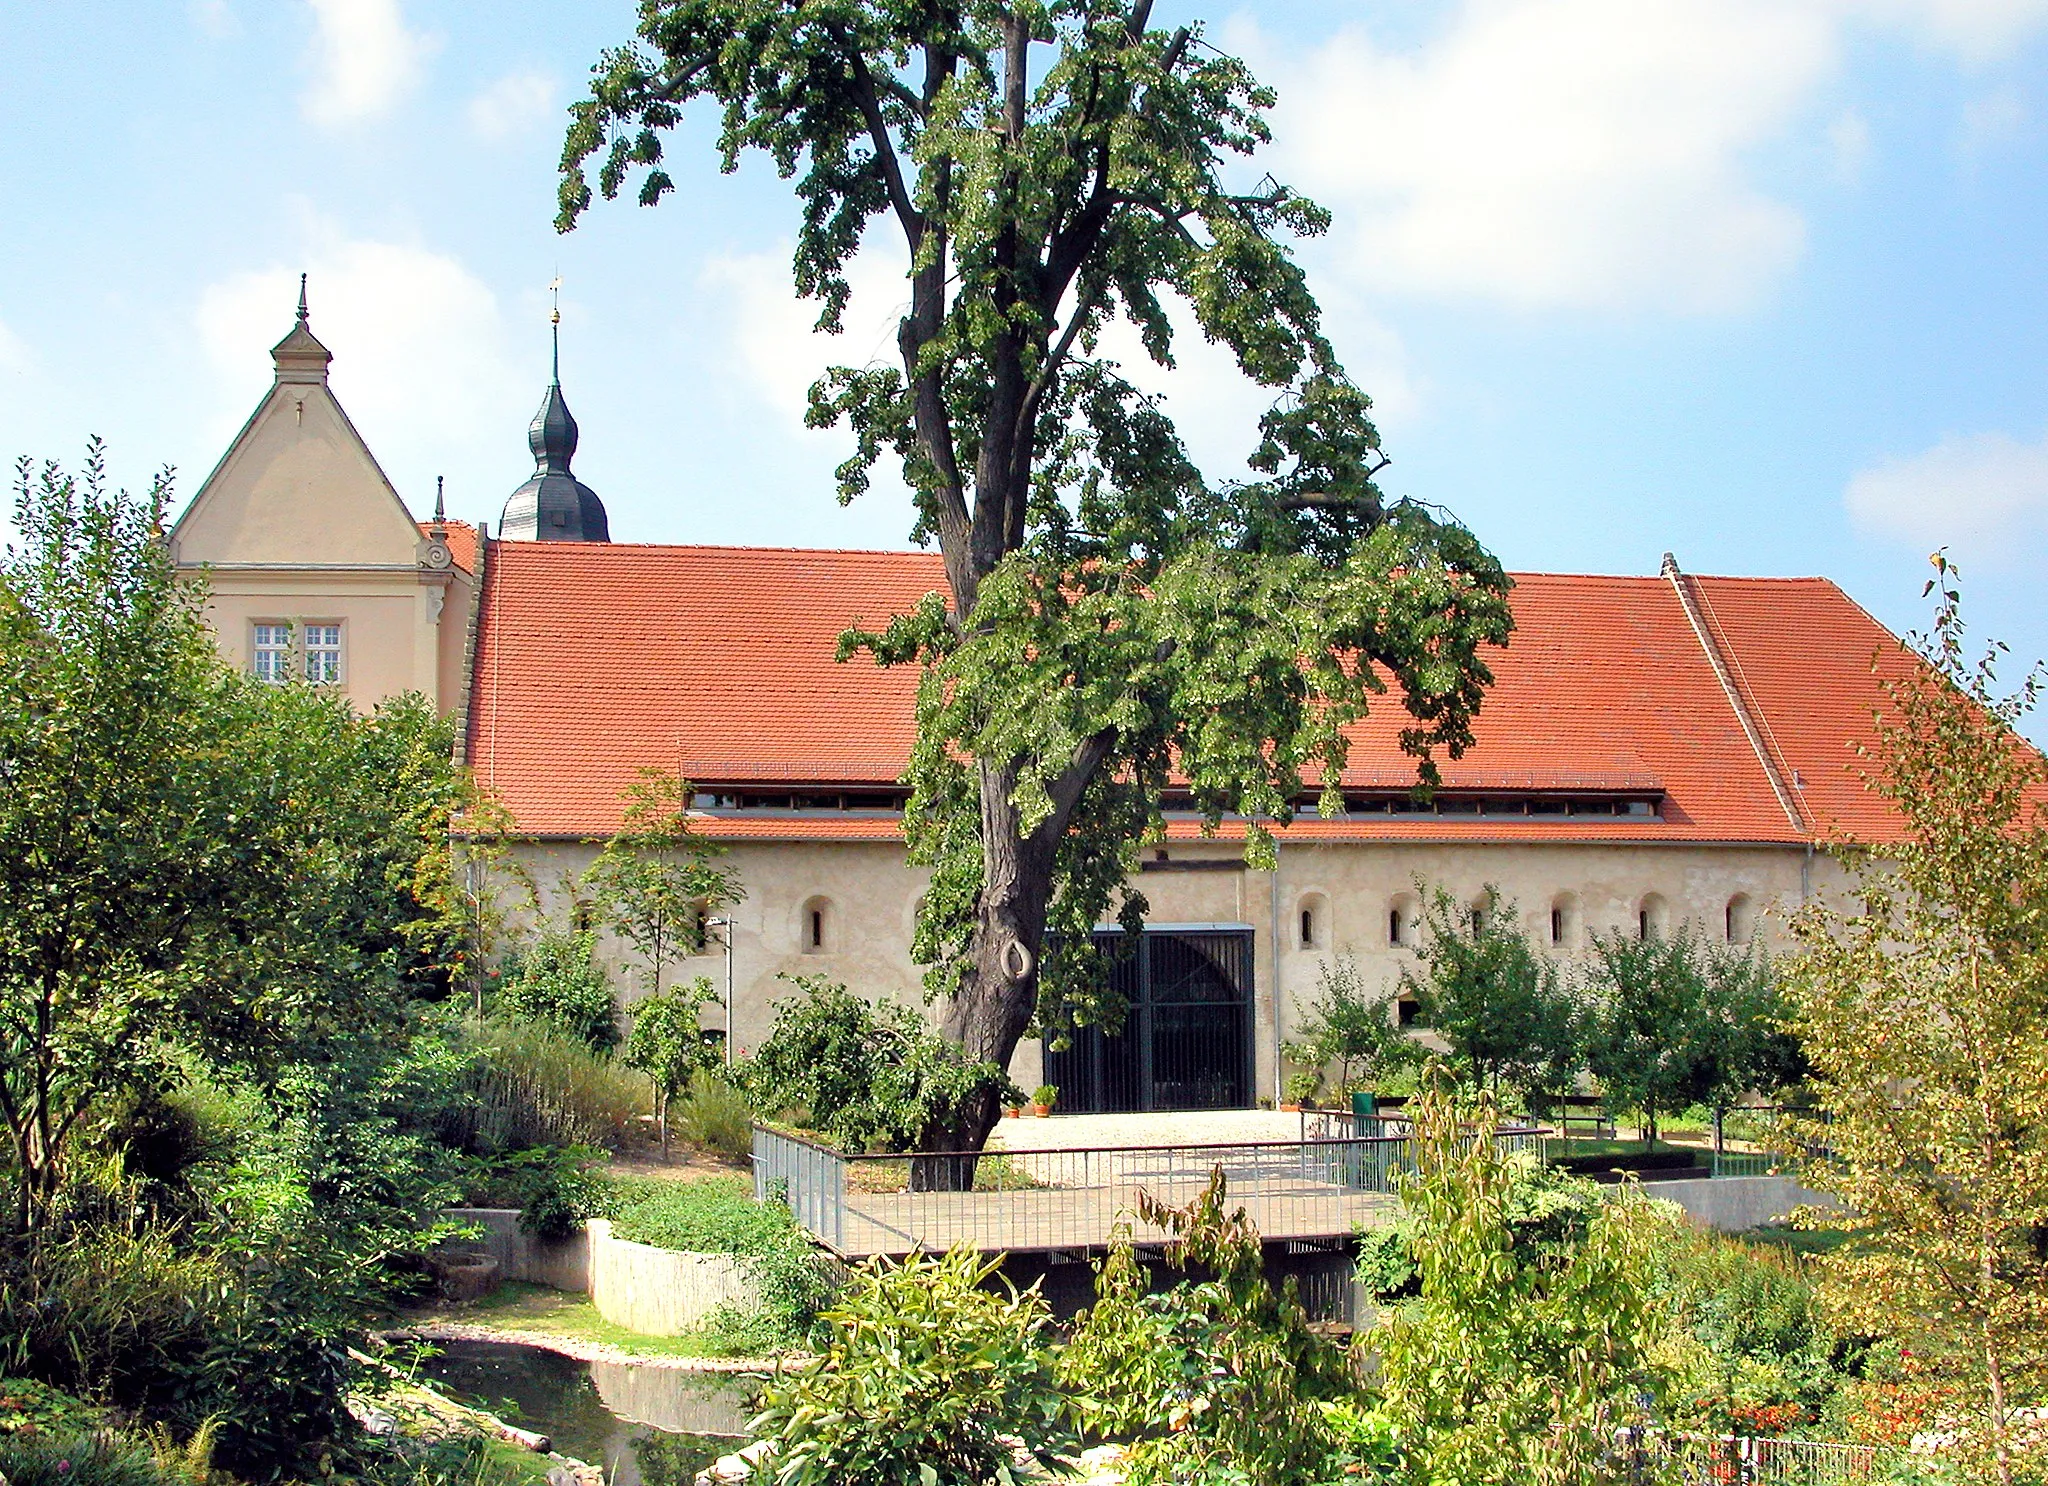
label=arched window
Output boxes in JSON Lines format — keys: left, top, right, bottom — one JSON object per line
{"left": 1725, "top": 893, "right": 1756, "bottom": 945}
{"left": 1550, "top": 892, "right": 1580, "bottom": 949}
{"left": 1297, "top": 891, "right": 1330, "bottom": 950}
{"left": 800, "top": 896, "right": 832, "bottom": 953}
{"left": 1638, "top": 893, "right": 1670, "bottom": 942}
{"left": 1388, "top": 893, "right": 1420, "bottom": 949}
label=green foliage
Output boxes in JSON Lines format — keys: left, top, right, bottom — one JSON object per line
{"left": 1060, "top": 1172, "right": 1352, "bottom": 1486}
{"left": 561, "top": 3, "right": 1512, "bottom": 1153}
{"left": 746, "top": 1248, "right": 1070, "bottom": 1486}
{"left": 495, "top": 931, "right": 619, "bottom": 1053}
{"left": 0, "top": 1428, "right": 184, "bottom": 1486}
{"left": 1371, "top": 1070, "right": 1682, "bottom": 1484}
{"left": 1784, "top": 564, "right": 2048, "bottom": 1485}
{"left": 670, "top": 1072, "right": 754, "bottom": 1164}
{"left": 581, "top": 769, "right": 741, "bottom": 999}
{"left": 454, "top": 1146, "right": 608, "bottom": 1242}
{"left": 743, "top": 978, "right": 1019, "bottom": 1153}
{"left": 445, "top": 1017, "right": 646, "bottom": 1153}
{"left": 1401, "top": 885, "right": 1583, "bottom": 1103}
{"left": 622, "top": 978, "right": 724, "bottom": 1153}
{"left": 0, "top": 1377, "right": 101, "bottom": 1436}
{"left": 1583, "top": 927, "right": 1718, "bottom": 1143}
{"left": 1355, "top": 1154, "right": 1602, "bottom": 1306}
{"left": 1285, "top": 957, "right": 1412, "bottom": 1098}
{"left": 608, "top": 1175, "right": 838, "bottom": 1346}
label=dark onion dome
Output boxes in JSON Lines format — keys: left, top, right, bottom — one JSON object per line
{"left": 499, "top": 316, "right": 609, "bottom": 542}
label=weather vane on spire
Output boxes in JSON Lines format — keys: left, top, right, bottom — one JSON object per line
{"left": 548, "top": 275, "right": 562, "bottom": 384}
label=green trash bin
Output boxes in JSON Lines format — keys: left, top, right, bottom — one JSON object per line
{"left": 1352, "top": 1090, "right": 1376, "bottom": 1126}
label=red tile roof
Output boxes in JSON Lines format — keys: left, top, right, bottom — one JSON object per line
{"left": 466, "top": 541, "right": 1919, "bottom": 844}
{"left": 419, "top": 520, "right": 480, "bottom": 573}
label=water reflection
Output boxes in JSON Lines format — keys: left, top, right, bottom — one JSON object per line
{"left": 417, "top": 1339, "right": 753, "bottom": 1486}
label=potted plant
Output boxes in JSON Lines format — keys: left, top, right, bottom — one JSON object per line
{"left": 1031, "top": 1083, "right": 1059, "bottom": 1117}
{"left": 1003, "top": 1096, "right": 1025, "bottom": 1118}
{"left": 1282, "top": 1068, "right": 1322, "bottom": 1113}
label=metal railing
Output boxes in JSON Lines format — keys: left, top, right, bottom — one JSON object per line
{"left": 758, "top": 1121, "right": 1563, "bottom": 1259}
{"left": 1660, "top": 1432, "right": 1895, "bottom": 1484}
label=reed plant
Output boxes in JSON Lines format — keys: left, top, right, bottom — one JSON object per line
{"left": 672, "top": 1071, "right": 754, "bottom": 1164}
{"left": 442, "top": 1018, "right": 645, "bottom": 1153}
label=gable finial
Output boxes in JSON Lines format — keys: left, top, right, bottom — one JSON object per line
{"left": 297, "top": 273, "right": 309, "bottom": 325}
{"left": 434, "top": 475, "right": 446, "bottom": 523}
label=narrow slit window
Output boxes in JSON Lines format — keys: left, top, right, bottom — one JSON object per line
{"left": 1639, "top": 909, "right": 1651, "bottom": 940}
{"left": 1551, "top": 907, "right": 1564, "bottom": 945}
{"left": 1388, "top": 907, "right": 1402, "bottom": 947}
{"left": 1300, "top": 908, "right": 1314, "bottom": 947}
{"left": 810, "top": 909, "right": 823, "bottom": 949}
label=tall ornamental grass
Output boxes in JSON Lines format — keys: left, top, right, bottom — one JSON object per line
{"left": 442, "top": 1018, "right": 644, "bottom": 1153}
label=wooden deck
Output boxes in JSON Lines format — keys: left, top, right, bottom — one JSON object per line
{"left": 828, "top": 1174, "right": 1399, "bottom": 1260}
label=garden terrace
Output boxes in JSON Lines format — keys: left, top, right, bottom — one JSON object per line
{"left": 753, "top": 1124, "right": 1545, "bottom": 1260}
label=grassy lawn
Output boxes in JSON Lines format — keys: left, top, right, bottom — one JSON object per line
{"left": 406, "top": 1281, "right": 746, "bottom": 1360}
{"left": 1539, "top": 1138, "right": 1702, "bottom": 1161}
{"left": 1741, "top": 1225, "right": 1852, "bottom": 1258}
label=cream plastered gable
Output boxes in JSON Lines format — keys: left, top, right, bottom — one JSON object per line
{"left": 170, "top": 317, "right": 423, "bottom": 569}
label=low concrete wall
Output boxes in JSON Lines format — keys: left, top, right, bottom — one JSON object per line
{"left": 587, "top": 1219, "right": 757, "bottom": 1337}
{"left": 1651, "top": 1176, "right": 1837, "bottom": 1232}
{"left": 444, "top": 1208, "right": 591, "bottom": 1291}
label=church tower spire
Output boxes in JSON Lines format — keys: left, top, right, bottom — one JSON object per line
{"left": 498, "top": 296, "right": 610, "bottom": 542}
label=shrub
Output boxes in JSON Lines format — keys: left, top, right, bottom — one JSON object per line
{"left": 744, "top": 977, "right": 1018, "bottom": 1152}
{"left": 671, "top": 1072, "right": 754, "bottom": 1164}
{"left": 453, "top": 1145, "right": 609, "bottom": 1241}
{"left": 746, "top": 1248, "right": 1070, "bottom": 1486}
{"left": 442, "top": 1018, "right": 644, "bottom": 1152}
{"left": 495, "top": 931, "right": 620, "bottom": 1052}
{"left": 0, "top": 1377, "right": 102, "bottom": 1436}
{"left": 0, "top": 1430, "right": 179, "bottom": 1486}
{"left": 607, "top": 1175, "right": 838, "bottom": 1347}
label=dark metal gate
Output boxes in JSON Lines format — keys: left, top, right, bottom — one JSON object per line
{"left": 1043, "top": 927, "right": 1254, "bottom": 1114}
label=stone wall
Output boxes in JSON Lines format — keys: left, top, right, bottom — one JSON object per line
{"left": 444, "top": 1207, "right": 591, "bottom": 1291}
{"left": 1649, "top": 1175, "right": 1839, "bottom": 1232}
{"left": 586, "top": 1219, "right": 756, "bottom": 1337}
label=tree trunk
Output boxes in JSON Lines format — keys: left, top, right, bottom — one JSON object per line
{"left": 911, "top": 762, "right": 1059, "bottom": 1190}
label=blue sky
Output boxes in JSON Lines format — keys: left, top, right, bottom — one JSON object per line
{"left": 3, "top": 1, "right": 2046, "bottom": 736}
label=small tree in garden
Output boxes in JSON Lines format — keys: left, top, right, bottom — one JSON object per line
{"left": 1783, "top": 561, "right": 2048, "bottom": 1486}
{"left": 1402, "top": 884, "right": 1583, "bottom": 1108}
{"left": 1584, "top": 927, "right": 1721, "bottom": 1144}
{"left": 497, "top": 929, "right": 622, "bottom": 1052}
{"left": 623, "top": 976, "right": 724, "bottom": 1156}
{"left": 1698, "top": 944, "right": 1805, "bottom": 1131}
{"left": 1373, "top": 1070, "right": 1682, "bottom": 1484}
{"left": 1285, "top": 955, "right": 1411, "bottom": 1100}
{"left": 583, "top": 769, "right": 741, "bottom": 998}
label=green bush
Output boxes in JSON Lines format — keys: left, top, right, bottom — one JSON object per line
{"left": 608, "top": 1176, "right": 838, "bottom": 1348}
{"left": 0, "top": 1377, "right": 102, "bottom": 1436}
{"left": 495, "top": 931, "right": 620, "bottom": 1052}
{"left": 743, "top": 976, "right": 1018, "bottom": 1152}
{"left": 453, "top": 1145, "right": 609, "bottom": 1241}
{"left": 671, "top": 1071, "right": 754, "bottom": 1163}
{"left": 0, "top": 1429, "right": 179, "bottom": 1486}
{"left": 442, "top": 1017, "right": 645, "bottom": 1152}
{"left": 747, "top": 1248, "right": 1071, "bottom": 1486}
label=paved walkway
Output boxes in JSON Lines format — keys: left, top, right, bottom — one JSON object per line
{"left": 988, "top": 1108, "right": 1312, "bottom": 1153}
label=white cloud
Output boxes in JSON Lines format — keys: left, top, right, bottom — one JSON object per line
{"left": 467, "top": 69, "right": 556, "bottom": 142}
{"left": 1829, "top": 110, "right": 1874, "bottom": 182}
{"left": 302, "top": 0, "right": 429, "bottom": 126}
{"left": 1961, "top": 84, "right": 2026, "bottom": 154}
{"left": 1270, "top": 0, "right": 1830, "bottom": 314}
{"left": 0, "top": 317, "right": 29, "bottom": 373}
{"left": 1847, "top": 429, "right": 2048, "bottom": 560}
{"left": 190, "top": 0, "right": 237, "bottom": 39}
{"left": 700, "top": 247, "right": 911, "bottom": 428}
{"left": 1263, "top": 0, "right": 2048, "bottom": 315}
{"left": 196, "top": 237, "right": 531, "bottom": 515}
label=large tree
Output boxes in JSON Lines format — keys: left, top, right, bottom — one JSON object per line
{"left": 1784, "top": 561, "right": 2048, "bottom": 1486}
{"left": 561, "top": 0, "right": 1512, "bottom": 1156}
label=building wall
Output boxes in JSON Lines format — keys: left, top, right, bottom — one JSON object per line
{"left": 497, "top": 833, "right": 1841, "bottom": 1105}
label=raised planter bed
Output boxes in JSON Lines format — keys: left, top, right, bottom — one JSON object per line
{"left": 1548, "top": 1147, "right": 1703, "bottom": 1184}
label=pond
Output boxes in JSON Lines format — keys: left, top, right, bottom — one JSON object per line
{"left": 416, "top": 1339, "right": 756, "bottom": 1486}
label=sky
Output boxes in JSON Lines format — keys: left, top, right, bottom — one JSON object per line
{"left": 3, "top": 0, "right": 2046, "bottom": 737}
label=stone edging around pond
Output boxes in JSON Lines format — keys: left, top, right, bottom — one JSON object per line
{"left": 441, "top": 1209, "right": 763, "bottom": 1339}
{"left": 388, "top": 1320, "right": 812, "bottom": 1375}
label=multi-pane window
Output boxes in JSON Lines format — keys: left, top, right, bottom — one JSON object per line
{"left": 252, "top": 623, "right": 294, "bottom": 683}
{"left": 304, "top": 624, "right": 342, "bottom": 683}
